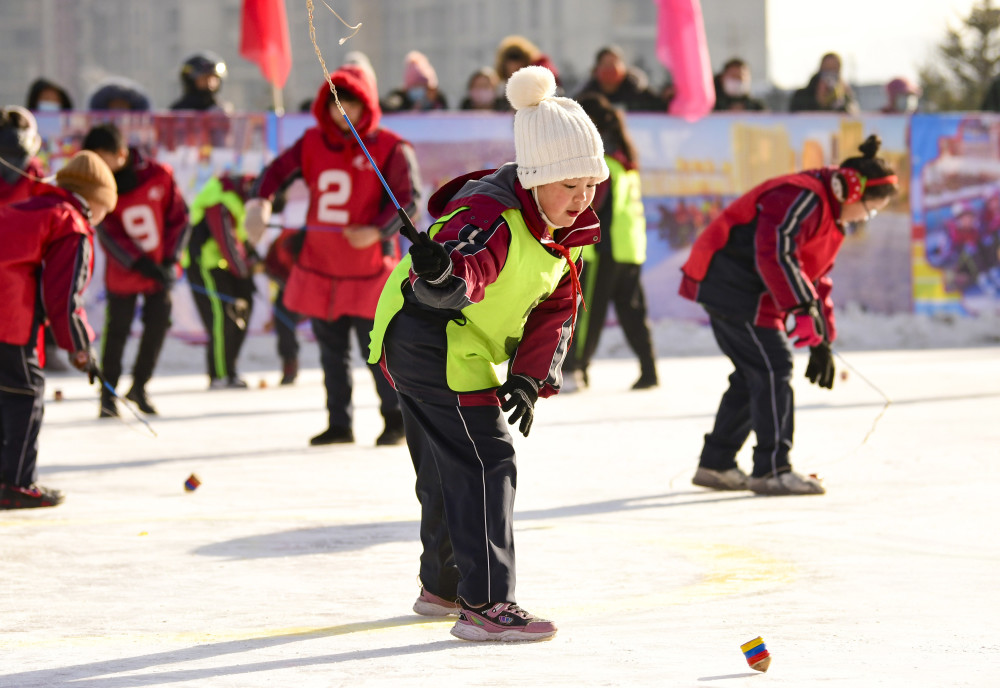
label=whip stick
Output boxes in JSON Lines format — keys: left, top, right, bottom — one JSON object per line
{"left": 306, "top": 0, "right": 420, "bottom": 243}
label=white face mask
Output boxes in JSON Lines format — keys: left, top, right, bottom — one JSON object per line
{"left": 893, "top": 94, "right": 918, "bottom": 113}
{"left": 36, "top": 101, "right": 61, "bottom": 112}
{"left": 722, "top": 78, "right": 749, "bottom": 98}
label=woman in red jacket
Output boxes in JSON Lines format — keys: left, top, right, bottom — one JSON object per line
{"left": 0, "top": 151, "right": 117, "bottom": 509}
{"left": 679, "top": 135, "right": 898, "bottom": 496}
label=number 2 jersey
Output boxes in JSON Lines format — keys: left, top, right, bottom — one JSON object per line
{"left": 253, "top": 67, "right": 421, "bottom": 321}
{"left": 97, "top": 147, "right": 189, "bottom": 296}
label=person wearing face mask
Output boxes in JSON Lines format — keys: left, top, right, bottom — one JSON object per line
{"left": 81, "top": 124, "right": 189, "bottom": 418}
{"left": 881, "top": 77, "right": 921, "bottom": 114}
{"left": 679, "top": 135, "right": 897, "bottom": 496}
{"left": 789, "top": 52, "right": 858, "bottom": 114}
{"left": 25, "top": 78, "right": 73, "bottom": 112}
{"left": 0, "top": 151, "right": 116, "bottom": 509}
{"left": 713, "top": 58, "right": 766, "bottom": 112}
{"left": 459, "top": 67, "right": 507, "bottom": 112}
{"left": 381, "top": 51, "right": 448, "bottom": 113}
{"left": 575, "top": 45, "right": 667, "bottom": 112}
{"left": 368, "top": 66, "right": 609, "bottom": 642}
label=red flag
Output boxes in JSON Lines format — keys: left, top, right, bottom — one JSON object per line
{"left": 240, "top": 0, "right": 292, "bottom": 89}
{"left": 655, "top": 0, "right": 715, "bottom": 121}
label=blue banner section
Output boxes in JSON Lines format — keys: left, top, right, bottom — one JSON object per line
{"left": 909, "top": 113, "right": 1000, "bottom": 316}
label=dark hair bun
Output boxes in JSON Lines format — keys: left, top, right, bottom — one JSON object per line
{"left": 858, "top": 134, "right": 881, "bottom": 159}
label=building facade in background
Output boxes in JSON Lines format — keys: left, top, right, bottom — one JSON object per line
{"left": 0, "top": 0, "right": 767, "bottom": 112}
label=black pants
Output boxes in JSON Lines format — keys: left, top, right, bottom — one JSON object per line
{"left": 188, "top": 264, "right": 254, "bottom": 381}
{"left": 273, "top": 287, "right": 301, "bottom": 363}
{"left": 101, "top": 290, "right": 171, "bottom": 392}
{"left": 568, "top": 256, "right": 656, "bottom": 378}
{"left": 383, "top": 307, "right": 517, "bottom": 606}
{"left": 0, "top": 340, "right": 45, "bottom": 488}
{"left": 311, "top": 316, "right": 399, "bottom": 429}
{"left": 699, "top": 313, "right": 794, "bottom": 478}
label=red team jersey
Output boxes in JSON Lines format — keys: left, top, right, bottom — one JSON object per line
{"left": 97, "top": 148, "right": 188, "bottom": 295}
{"left": 254, "top": 68, "right": 419, "bottom": 321}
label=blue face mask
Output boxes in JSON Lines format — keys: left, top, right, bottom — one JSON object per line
{"left": 36, "top": 101, "right": 61, "bottom": 112}
{"left": 407, "top": 86, "right": 427, "bottom": 105}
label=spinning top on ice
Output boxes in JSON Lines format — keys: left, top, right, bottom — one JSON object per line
{"left": 258, "top": 378, "right": 268, "bottom": 389}
{"left": 741, "top": 636, "right": 771, "bottom": 672}
{"left": 54, "top": 389, "right": 64, "bottom": 401}
{"left": 184, "top": 474, "right": 201, "bottom": 492}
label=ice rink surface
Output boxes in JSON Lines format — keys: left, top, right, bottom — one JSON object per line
{"left": 2, "top": 338, "right": 998, "bottom": 687}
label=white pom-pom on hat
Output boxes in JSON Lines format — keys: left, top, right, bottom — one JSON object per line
{"left": 507, "top": 66, "right": 609, "bottom": 189}
{"left": 506, "top": 65, "right": 557, "bottom": 111}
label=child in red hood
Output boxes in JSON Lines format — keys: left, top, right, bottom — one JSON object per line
{"left": 245, "top": 65, "right": 421, "bottom": 447}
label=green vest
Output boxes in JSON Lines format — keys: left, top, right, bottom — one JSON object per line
{"left": 582, "top": 156, "right": 646, "bottom": 265}
{"left": 368, "top": 207, "right": 581, "bottom": 392}
{"left": 181, "top": 176, "right": 248, "bottom": 270}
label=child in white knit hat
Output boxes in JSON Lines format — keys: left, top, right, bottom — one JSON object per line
{"left": 368, "top": 66, "right": 608, "bottom": 642}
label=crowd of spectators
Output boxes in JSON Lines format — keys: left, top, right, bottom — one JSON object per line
{"left": 16, "top": 38, "right": 932, "bottom": 118}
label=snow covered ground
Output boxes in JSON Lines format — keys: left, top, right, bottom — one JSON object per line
{"left": 2, "top": 314, "right": 998, "bottom": 687}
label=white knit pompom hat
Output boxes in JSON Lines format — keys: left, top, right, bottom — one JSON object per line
{"left": 506, "top": 66, "right": 609, "bottom": 189}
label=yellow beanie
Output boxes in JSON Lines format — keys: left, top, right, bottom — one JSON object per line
{"left": 55, "top": 150, "right": 117, "bottom": 212}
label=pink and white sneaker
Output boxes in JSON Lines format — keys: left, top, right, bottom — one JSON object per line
{"left": 412, "top": 588, "right": 460, "bottom": 617}
{"left": 450, "top": 601, "right": 557, "bottom": 642}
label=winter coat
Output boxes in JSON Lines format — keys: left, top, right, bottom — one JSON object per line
{"left": 186, "top": 174, "right": 257, "bottom": 277}
{"left": 0, "top": 185, "right": 95, "bottom": 350}
{"left": 788, "top": 73, "right": 858, "bottom": 113}
{"left": 679, "top": 169, "right": 845, "bottom": 339}
{"left": 254, "top": 68, "right": 420, "bottom": 321}
{"left": 98, "top": 148, "right": 189, "bottom": 295}
{"left": 0, "top": 157, "right": 47, "bottom": 206}
{"left": 575, "top": 72, "right": 668, "bottom": 112}
{"left": 369, "top": 164, "right": 600, "bottom": 400}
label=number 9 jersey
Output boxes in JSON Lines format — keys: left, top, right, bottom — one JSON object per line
{"left": 96, "top": 148, "right": 189, "bottom": 296}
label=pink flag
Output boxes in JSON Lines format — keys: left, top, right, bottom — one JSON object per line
{"left": 240, "top": 0, "right": 292, "bottom": 89}
{"left": 655, "top": 0, "right": 715, "bottom": 120}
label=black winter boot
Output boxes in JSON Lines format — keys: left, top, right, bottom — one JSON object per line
{"left": 375, "top": 410, "right": 406, "bottom": 446}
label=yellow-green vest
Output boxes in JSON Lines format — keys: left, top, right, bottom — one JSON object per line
{"left": 368, "top": 207, "right": 581, "bottom": 391}
{"left": 181, "top": 176, "right": 248, "bottom": 270}
{"left": 582, "top": 156, "right": 646, "bottom": 265}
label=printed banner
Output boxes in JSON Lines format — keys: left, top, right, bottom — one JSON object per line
{"left": 31, "top": 110, "right": 921, "bottom": 355}
{"left": 910, "top": 113, "right": 1000, "bottom": 316}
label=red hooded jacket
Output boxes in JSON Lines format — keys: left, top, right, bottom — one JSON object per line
{"left": 254, "top": 66, "right": 421, "bottom": 321}
{"left": 0, "top": 185, "right": 95, "bottom": 351}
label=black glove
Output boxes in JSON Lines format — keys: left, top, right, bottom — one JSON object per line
{"left": 134, "top": 256, "right": 165, "bottom": 284}
{"left": 70, "top": 347, "right": 101, "bottom": 385}
{"left": 805, "top": 342, "right": 835, "bottom": 389}
{"left": 497, "top": 374, "right": 540, "bottom": 437}
{"left": 408, "top": 231, "right": 452, "bottom": 284}
{"left": 158, "top": 261, "right": 178, "bottom": 289}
